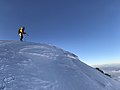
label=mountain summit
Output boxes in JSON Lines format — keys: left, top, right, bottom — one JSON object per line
{"left": 0, "top": 40, "right": 120, "bottom": 90}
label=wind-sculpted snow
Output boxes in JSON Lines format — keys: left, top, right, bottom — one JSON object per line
{"left": 0, "top": 41, "right": 120, "bottom": 90}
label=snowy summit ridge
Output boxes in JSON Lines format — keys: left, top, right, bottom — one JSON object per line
{"left": 0, "top": 40, "right": 120, "bottom": 90}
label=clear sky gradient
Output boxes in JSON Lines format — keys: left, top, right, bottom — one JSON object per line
{"left": 0, "top": 0, "right": 120, "bottom": 65}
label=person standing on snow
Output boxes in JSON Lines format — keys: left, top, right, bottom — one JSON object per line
{"left": 18, "top": 27, "right": 26, "bottom": 41}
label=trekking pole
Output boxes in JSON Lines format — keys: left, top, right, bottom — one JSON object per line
{"left": 25, "top": 33, "right": 30, "bottom": 42}
{"left": 26, "top": 33, "right": 29, "bottom": 36}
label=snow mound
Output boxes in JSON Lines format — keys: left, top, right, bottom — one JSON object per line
{"left": 0, "top": 40, "right": 120, "bottom": 90}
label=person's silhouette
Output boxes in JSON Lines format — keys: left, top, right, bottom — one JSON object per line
{"left": 18, "top": 27, "right": 26, "bottom": 41}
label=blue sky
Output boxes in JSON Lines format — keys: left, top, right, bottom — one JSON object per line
{"left": 0, "top": 0, "right": 120, "bottom": 65}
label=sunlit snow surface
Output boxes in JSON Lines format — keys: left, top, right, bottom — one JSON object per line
{"left": 0, "top": 41, "right": 120, "bottom": 90}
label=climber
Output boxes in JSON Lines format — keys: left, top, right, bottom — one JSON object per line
{"left": 18, "top": 27, "right": 26, "bottom": 41}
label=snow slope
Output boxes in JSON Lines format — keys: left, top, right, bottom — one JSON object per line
{"left": 0, "top": 40, "right": 120, "bottom": 90}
